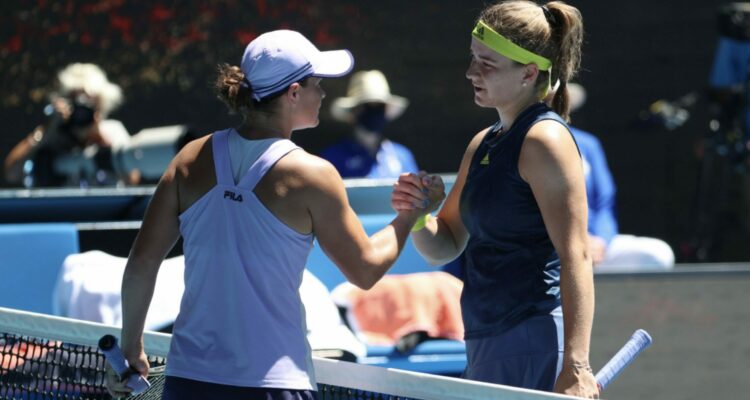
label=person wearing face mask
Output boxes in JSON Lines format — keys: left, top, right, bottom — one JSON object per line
{"left": 322, "top": 70, "right": 418, "bottom": 178}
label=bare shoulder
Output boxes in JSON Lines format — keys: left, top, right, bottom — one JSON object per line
{"left": 520, "top": 120, "right": 581, "bottom": 182}
{"left": 173, "top": 135, "right": 212, "bottom": 169}
{"left": 524, "top": 120, "right": 576, "bottom": 153}
{"left": 166, "top": 134, "right": 215, "bottom": 213}
{"left": 161, "top": 134, "right": 211, "bottom": 181}
{"left": 271, "top": 148, "right": 345, "bottom": 194}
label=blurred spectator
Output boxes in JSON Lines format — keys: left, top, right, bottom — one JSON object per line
{"left": 322, "top": 70, "right": 417, "bottom": 178}
{"left": 566, "top": 84, "right": 675, "bottom": 271}
{"left": 4, "top": 63, "right": 131, "bottom": 187}
{"left": 54, "top": 251, "right": 366, "bottom": 360}
{"left": 709, "top": 4, "right": 750, "bottom": 143}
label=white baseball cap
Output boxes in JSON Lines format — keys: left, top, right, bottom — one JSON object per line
{"left": 241, "top": 30, "right": 354, "bottom": 101}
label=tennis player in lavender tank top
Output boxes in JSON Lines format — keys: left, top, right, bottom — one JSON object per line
{"left": 104, "top": 30, "right": 445, "bottom": 400}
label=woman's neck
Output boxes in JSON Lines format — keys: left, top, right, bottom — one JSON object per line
{"left": 496, "top": 93, "right": 540, "bottom": 131}
{"left": 236, "top": 112, "right": 293, "bottom": 140}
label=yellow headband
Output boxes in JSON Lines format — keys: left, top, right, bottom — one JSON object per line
{"left": 471, "top": 20, "right": 552, "bottom": 72}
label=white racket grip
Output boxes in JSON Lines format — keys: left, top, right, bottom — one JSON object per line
{"left": 98, "top": 334, "right": 150, "bottom": 395}
{"left": 595, "top": 329, "right": 652, "bottom": 391}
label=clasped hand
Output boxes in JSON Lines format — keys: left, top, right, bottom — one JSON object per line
{"left": 391, "top": 171, "right": 446, "bottom": 215}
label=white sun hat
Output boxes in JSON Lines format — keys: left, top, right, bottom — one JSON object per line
{"left": 241, "top": 29, "right": 354, "bottom": 101}
{"left": 330, "top": 70, "right": 409, "bottom": 122}
{"left": 57, "top": 63, "right": 123, "bottom": 117}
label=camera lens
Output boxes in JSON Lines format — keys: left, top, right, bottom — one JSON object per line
{"left": 69, "top": 102, "right": 95, "bottom": 127}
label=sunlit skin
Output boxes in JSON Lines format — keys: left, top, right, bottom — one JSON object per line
{"left": 105, "top": 70, "right": 446, "bottom": 398}
{"left": 392, "top": 35, "right": 598, "bottom": 400}
{"left": 234, "top": 77, "right": 326, "bottom": 141}
{"left": 292, "top": 77, "right": 326, "bottom": 130}
{"left": 466, "top": 38, "right": 540, "bottom": 128}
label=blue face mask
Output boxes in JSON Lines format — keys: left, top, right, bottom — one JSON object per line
{"left": 356, "top": 103, "right": 388, "bottom": 133}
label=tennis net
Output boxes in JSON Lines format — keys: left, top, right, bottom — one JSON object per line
{"left": 0, "top": 307, "right": 574, "bottom": 400}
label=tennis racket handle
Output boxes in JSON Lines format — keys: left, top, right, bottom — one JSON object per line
{"left": 98, "top": 334, "right": 150, "bottom": 395}
{"left": 595, "top": 329, "right": 652, "bottom": 391}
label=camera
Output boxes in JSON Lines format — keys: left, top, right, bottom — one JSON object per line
{"left": 112, "top": 125, "right": 195, "bottom": 183}
{"left": 67, "top": 99, "right": 96, "bottom": 128}
{"left": 633, "top": 92, "right": 697, "bottom": 131}
{"left": 61, "top": 94, "right": 97, "bottom": 130}
{"left": 43, "top": 124, "right": 194, "bottom": 187}
{"left": 43, "top": 94, "right": 97, "bottom": 135}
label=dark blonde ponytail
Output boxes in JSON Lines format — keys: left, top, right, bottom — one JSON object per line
{"left": 545, "top": 1, "right": 583, "bottom": 121}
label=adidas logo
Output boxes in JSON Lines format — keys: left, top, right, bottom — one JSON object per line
{"left": 480, "top": 153, "right": 490, "bottom": 165}
{"left": 474, "top": 26, "right": 485, "bottom": 40}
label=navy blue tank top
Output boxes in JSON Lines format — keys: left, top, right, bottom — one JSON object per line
{"left": 459, "top": 102, "right": 576, "bottom": 339}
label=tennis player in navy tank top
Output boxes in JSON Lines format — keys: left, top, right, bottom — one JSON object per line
{"left": 392, "top": 2, "right": 597, "bottom": 398}
{"left": 460, "top": 103, "right": 566, "bottom": 338}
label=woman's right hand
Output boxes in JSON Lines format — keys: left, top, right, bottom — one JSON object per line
{"left": 104, "top": 350, "right": 150, "bottom": 398}
{"left": 391, "top": 171, "right": 445, "bottom": 215}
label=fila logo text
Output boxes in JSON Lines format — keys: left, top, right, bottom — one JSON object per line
{"left": 224, "top": 190, "right": 243, "bottom": 202}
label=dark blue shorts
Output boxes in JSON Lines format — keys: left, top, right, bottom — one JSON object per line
{"left": 162, "top": 376, "right": 317, "bottom": 400}
{"left": 462, "top": 307, "right": 563, "bottom": 391}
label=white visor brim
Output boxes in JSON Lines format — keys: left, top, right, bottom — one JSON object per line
{"left": 312, "top": 49, "right": 354, "bottom": 78}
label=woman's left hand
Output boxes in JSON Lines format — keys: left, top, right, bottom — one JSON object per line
{"left": 391, "top": 171, "right": 445, "bottom": 214}
{"left": 554, "top": 364, "right": 600, "bottom": 398}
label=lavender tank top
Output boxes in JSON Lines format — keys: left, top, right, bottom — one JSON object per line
{"left": 166, "top": 129, "right": 316, "bottom": 389}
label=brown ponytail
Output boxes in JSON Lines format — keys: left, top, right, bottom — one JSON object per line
{"left": 214, "top": 63, "right": 309, "bottom": 118}
{"left": 214, "top": 63, "right": 253, "bottom": 116}
{"left": 478, "top": 0, "right": 584, "bottom": 121}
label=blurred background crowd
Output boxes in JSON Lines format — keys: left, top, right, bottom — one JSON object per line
{"left": 0, "top": 0, "right": 746, "bottom": 263}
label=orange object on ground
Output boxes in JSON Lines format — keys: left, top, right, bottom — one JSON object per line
{"left": 336, "top": 271, "right": 464, "bottom": 345}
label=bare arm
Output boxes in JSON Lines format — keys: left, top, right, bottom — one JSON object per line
{"left": 306, "top": 158, "right": 443, "bottom": 289}
{"left": 119, "top": 159, "right": 181, "bottom": 371}
{"left": 519, "top": 121, "right": 597, "bottom": 398}
{"left": 4, "top": 126, "right": 44, "bottom": 184}
{"left": 393, "top": 129, "right": 487, "bottom": 265}
{"left": 4, "top": 99, "right": 75, "bottom": 184}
